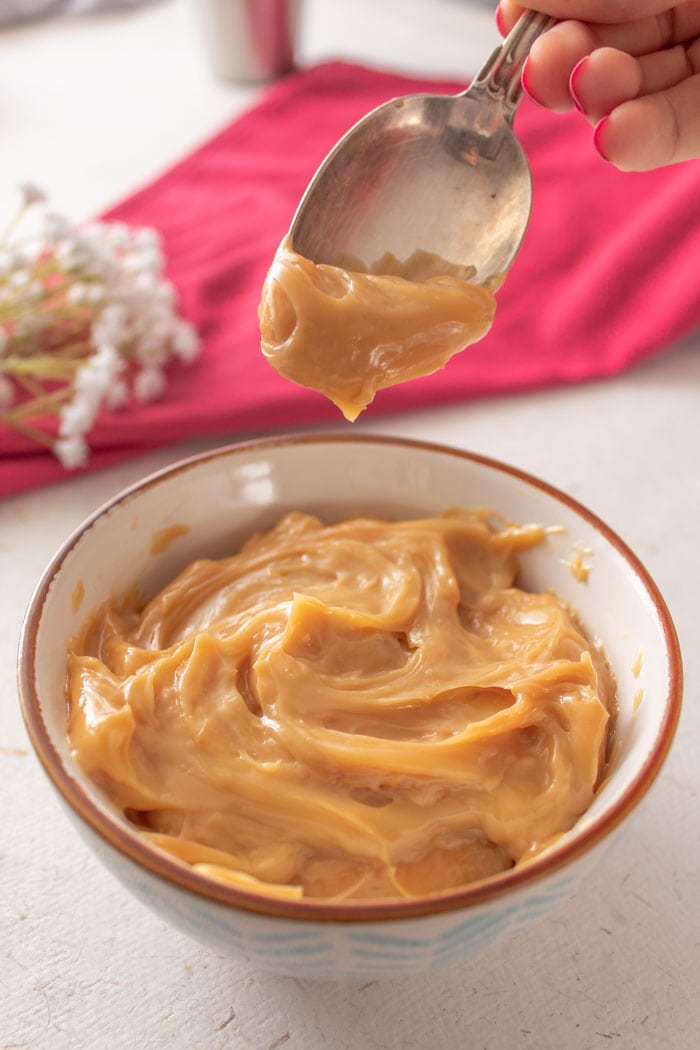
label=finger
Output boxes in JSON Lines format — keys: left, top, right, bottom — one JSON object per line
{"left": 497, "top": 3, "right": 700, "bottom": 55}
{"left": 497, "top": 1, "right": 685, "bottom": 32}
{"left": 496, "top": 1, "right": 526, "bottom": 34}
{"left": 570, "top": 50, "right": 641, "bottom": 122}
{"left": 579, "top": 6, "right": 700, "bottom": 57}
{"left": 521, "top": 20, "right": 599, "bottom": 111}
{"left": 594, "top": 74, "right": 700, "bottom": 170}
{"left": 569, "top": 45, "right": 693, "bottom": 122}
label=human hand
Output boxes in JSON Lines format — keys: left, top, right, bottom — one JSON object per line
{"left": 496, "top": 1, "right": 700, "bottom": 170}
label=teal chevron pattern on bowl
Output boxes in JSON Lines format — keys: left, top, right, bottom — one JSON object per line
{"left": 88, "top": 816, "right": 577, "bottom": 980}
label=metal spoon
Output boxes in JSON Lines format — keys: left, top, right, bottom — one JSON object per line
{"left": 289, "top": 10, "right": 555, "bottom": 287}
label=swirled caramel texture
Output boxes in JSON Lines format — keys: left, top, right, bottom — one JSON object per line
{"left": 67, "top": 510, "right": 615, "bottom": 902}
{"left": 259, "top": 237, "right": 496, "bottom": 420}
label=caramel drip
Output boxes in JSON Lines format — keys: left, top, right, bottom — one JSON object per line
{"left": 259, "top": 237, "right": 496, "bottom": 421}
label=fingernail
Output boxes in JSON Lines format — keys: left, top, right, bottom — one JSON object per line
{"left": 495, "top": 3, "right": 507, "bottom": 36}
{"left": 593, "top": 116, "right": 610, "bottom": 160}
{"left": 569, "top": 57, "right": 588, "bottom": 113}
{"left": 520, "top": 57, "right": 544, "bottom": 108}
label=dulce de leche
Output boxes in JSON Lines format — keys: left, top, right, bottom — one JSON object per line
{"left": 259, "top": 237, "right": 497, "bottom": 420}
{"left": 67, "top": 510, "right": 616, "bottom": 902}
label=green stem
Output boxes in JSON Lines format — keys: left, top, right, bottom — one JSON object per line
{"left": 15, "top": 374, "right": 45, "bottom": 399}
{"left": 0, "top": 356, "right": 83, "bottom": 379}
{"left": 5, "top": 386, "right": 72, "bottom": 420}
{"left": 0, "top": 414, "right": 54, "bottom": 449}
{"left": 0, "top": 202, "right": 27, "bottom": 245}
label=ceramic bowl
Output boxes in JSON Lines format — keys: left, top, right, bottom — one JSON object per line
{"left": 18, "top": 435, "right": 682, "bottom": 981}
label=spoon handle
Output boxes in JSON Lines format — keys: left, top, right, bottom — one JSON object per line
{"left": 469, "top": 9, "right": 556, "bottom": 118}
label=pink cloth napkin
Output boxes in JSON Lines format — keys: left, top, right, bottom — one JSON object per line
{"left": 2, "top": 60, "right": 699, "bottom": 498}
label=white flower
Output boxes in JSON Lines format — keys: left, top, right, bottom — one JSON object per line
{"left": 132, "top": 270, "right": 157, "bottom": 291}
{"left": 0, "top": 251, "right": 14, "bottom": 278}
{"left": 55, "top": 238, "right": 89, "bottom": 273}
{"left": 41, "top": 210, "right": 73, "bottom": 243}
{"left": 72, "top": 371, "right": 103, "bottom": 409}
{"left": 91, "top": 303, "right": 129, "bottom": 348}
{"left": 58, "top": 346, "right": 124, "bottom": 441}
{"left": 20, "top": 181, "right": 47, "bottom": 207}
{"left": 0, "top": 373, "right": 15, "bottom": 409}
{"left": 77, "top": 238, "right": 118, "bottom": 284}
{"left": 83, "top": 283, "right": 106, "bottom": 305}
{"left": 74, "top": 344, "right": 123, "bottom": 406}
{"left": 59, "top": 396, "right": 97, "bottom": 438}
{"left": 68, "top": 280, "right": 108, "bottom": 308}
{"left": 132, "top": 227, "right": 162, "bottom": 252}
{"left": 105, "top": 377, "right": 129, "bottom": 410}
{"left": 120, "top": 284, "right": 161, "bottom": 319}
{"left": 102, "top": 222, "right": 131, "bottom": 251}
{"left": 54, "top": 434, "right": 89, "bottom": 470}
{"left": 171, "top": 320, "right": 200, "bottom": 363}
{"left": 79, "top": 222, "right": 108, "bottom": 245}
{"left": 0, "top": 190, "right": 200, "bottom": 471}
{"left": 66, "top": 282, "right": 90, "bottom": 305}
{"left": 9, "top": 265, "right": 31, "bottom": 288}
{"left": 91, "top": 343, "right": 124, "bottom": 383}
{"left": 133, "top": 364, "right": 167, "bottom": 402}
{"left": 151, "top": 279, "right": 176, "bottom": 309}
{"left": 123, "top": 246, "right": 163, "bottom": 278}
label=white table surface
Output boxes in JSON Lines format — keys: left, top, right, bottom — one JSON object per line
{"left": 1, "top": 2, "right": 698, "bottom": 1047}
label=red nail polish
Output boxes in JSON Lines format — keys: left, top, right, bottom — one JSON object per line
{"left": 495, "top": 3, "right": 507, "bottom": 36}
{"left": 569, "top": 57, "right": 588, "bottom": 113}
{"left": 593, "top": 116, "right": 610, "bottom": 160}
{"left": 520, "top": 57, "right": 544, "bottom": 108}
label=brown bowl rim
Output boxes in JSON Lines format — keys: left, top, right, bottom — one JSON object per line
{"left": 18, "top": 433, "right": 683, "bottom": 923}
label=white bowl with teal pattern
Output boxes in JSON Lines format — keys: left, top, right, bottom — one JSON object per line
{"left": 19, "top": 435, "right": 682, "bottom": 981}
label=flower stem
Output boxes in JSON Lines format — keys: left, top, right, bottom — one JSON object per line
{"left": 0, "top": 202, "right": 27, "bottom": 245}
{"left": 4, "top": 386, "right": 72, "bottom": 421}
{"left": 0, "top": 356, "right": 85, "bottom": 379}
{"left": 0, "top": 414, "right": 54, "bottom": 449}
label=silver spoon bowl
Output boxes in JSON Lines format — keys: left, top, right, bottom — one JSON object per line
{"left": 289, "top": 11, "right": 555, "bottom": 286}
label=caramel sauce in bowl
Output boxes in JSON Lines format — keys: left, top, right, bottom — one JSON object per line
{"left": 18, "top": 436, "right": 682, "bottom": 980}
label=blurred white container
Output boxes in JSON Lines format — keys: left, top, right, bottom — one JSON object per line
{"left": 192, "top": 0, "right": 302, "bottom": 82}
